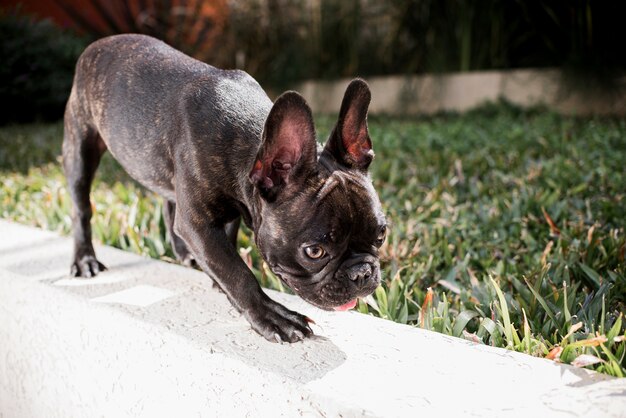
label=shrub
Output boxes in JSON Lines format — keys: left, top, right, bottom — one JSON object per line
{"left": 0, "top": 8, "right": 88, "bottom": 124}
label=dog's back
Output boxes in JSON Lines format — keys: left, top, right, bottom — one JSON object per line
{"left": 66, "top": 34, "right": 271, "bottom": 198}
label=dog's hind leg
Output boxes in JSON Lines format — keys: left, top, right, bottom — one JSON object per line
{"left": 62, "top": 100, "right": 107, "bottom": 278}
{"left": 163, "top": 199, "right": 197, "bottom": 267}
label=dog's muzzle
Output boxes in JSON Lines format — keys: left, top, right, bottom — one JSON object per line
{"left": 338, "top": 253, "right": 380, "bottom": 289}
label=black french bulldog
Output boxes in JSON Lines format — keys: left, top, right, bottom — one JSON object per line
{"left": 63, "top": 34, "right": 386, "bottom": 343}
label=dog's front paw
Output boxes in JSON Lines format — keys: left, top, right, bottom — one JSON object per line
{"left": 243, "top": 296, "right": 314, "bottom": 343}
{"left": 70, "top": 255, "right": 107, "bottom": 278}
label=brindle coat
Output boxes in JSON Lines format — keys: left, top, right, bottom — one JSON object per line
{"left": 64, "top": 34, "right": 385, "bottom": 342}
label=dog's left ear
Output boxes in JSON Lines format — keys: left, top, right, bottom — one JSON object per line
{"left": 324, "top": 78, "right": 374, "bottom": 170}
{"left": 250, "top": 91, "right": 317, "bottom": 201}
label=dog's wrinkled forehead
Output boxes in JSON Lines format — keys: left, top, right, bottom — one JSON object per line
{"left": 314, "top": 163, "right": 383, "bottom": 224}
{"left": 315, "top": 172, "right": 343, "bottom": 202}
{"left": 261, "top": 158, "right": 383, "bottom": 246}
{"left": 317, "top": 169, "right": 366, "bottom": 202}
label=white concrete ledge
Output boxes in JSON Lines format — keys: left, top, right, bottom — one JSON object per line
{"left": 295, "top": 69, "right": 626, "bottom": 116}
{"left": 1, "top": 220, "right": 625, "bottom": 417}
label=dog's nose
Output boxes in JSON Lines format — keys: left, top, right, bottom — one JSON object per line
{"left": 347, "top": 263, "right": 372, "bottom": 282}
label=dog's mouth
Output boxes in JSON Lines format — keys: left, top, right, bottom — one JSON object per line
{"left": 297, "top": 282, "right": 377, "bottom": 312}
{"left": 301, "top": 296, "right": 360, "bottom": 312}
{"left": 333, "top": 299, "right": 358, "bottom": 311}
{"left": 281, "top": 280, "right": 364, "bottom": 312}
{"left": 271, "top": 261, "right": 379, "bottom": 312}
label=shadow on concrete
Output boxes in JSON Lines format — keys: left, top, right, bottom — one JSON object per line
{"left": 561, "top": 363, "right": 620, "bottom": 387}
{"left": 0, "top": 222, "right": 347, "bottom": 384}
{"left": 131, "top": 284, "right": 348, "bottom": 384}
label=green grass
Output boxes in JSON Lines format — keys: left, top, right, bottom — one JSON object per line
{"left": 1, "top": 103, "right": 625, "bottom": 376}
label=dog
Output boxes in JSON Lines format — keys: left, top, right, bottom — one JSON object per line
{"left": 63, "top": 34, "right": 386, "bottom": 343}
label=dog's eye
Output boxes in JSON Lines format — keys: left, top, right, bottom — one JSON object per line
{"left": 376, "top": 225, "right": 387, "bottom": 245}
{"left": 304, "top": 245, "right": 325, "bottom": 260}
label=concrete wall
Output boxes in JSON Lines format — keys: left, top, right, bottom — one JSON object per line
{"left": 1, "top": 220, "right": 626, "bottom": 417}
{"left": 294, "top": 69, "right": 626, "bottom": 116}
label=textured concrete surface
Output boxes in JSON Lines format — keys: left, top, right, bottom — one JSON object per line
{"left": 1, "top": 219, "right": 625, "bottom": 417}
{"left": 296, "top": 69, "right": 626, "bottom": 116}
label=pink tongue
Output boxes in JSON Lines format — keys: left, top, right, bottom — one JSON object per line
{"left": 333, "top": 299, "right": 358, "bottom": 311}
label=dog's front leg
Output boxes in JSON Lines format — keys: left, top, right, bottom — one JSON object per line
{"left": 173, "top": 203, "right": 313, "bottom": 343}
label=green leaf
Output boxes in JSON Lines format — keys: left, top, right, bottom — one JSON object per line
{"left": 452, "top": 310, "right": 480, "bottom": 337}
{"left": 562, "top": 281, "right": 571, "bottom": 325}
{"left": 578, "top": 263, "right": 602, "bottom": 290}
{"left": 479, "top": 317, "right": 502, "bottom": 346}
{"left": 397, "top": 299, "right": 408, "bottom": 324}
{"left": 490, "top": 276, "right": 515, "bottom": 348}
{"left": 598, "top": 344, "right": 625, "bottom": 378}
{"left": 524, "top": 276, "right": 557, "bottom": 325}
{"left": 375, "top": 286, "right": 388, "bottom": 318}
{"left": 607, "top": 314, "right": 623, "bottom": 344}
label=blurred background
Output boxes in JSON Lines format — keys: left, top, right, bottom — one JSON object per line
{"left": 1, "top": 1, "right": 625, "bottom": 376}
{"left": 1, "top": 0, "right": 625, "bottom": 124}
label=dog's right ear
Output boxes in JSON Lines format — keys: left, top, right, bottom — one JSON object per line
{"left": 250, "top": 91, "right": 317, "bottom": 201}
{"left": 324, "top": 79, "right": 374, "bottom": 170}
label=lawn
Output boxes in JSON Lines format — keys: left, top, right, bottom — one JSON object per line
{"left": 1, "top": 103, "right": 625, "bottom": 376}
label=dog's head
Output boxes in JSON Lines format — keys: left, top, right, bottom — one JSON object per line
{"left": 250, "top": 79, "right": 385, "bottom": 310}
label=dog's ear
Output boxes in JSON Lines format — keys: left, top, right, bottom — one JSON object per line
{"left": 324, "top": 79, "right": 374, "bottom": 170}
{"left": 250, "top": 91, "right": 317, "bottom": 201}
